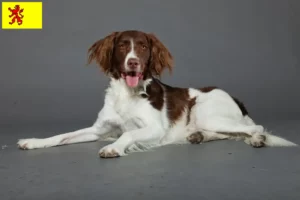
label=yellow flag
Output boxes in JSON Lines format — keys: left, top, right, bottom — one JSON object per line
{"left": 2, "top": 2, "right": 42, "bottom": 29}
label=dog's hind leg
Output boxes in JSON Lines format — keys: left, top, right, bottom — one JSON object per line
{"left": 194, "top": 117, "right": 296, "bottom": 147}
{"left": 186, "top": 130, "right": 230, "bottom": 144}
{"left": 195, "top": 116, "right": 268, "bottom": 147}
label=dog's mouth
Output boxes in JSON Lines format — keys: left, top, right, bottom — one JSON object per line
{"left": 121, "top": 71, "right": 143, "bottom": 88}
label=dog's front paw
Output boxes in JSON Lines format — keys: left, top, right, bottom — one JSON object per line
{"left": 99, "top": 144, "right": 124, "bottom": 158}
{"left": 17, "top": 138, "right": 42, "bottom": 150}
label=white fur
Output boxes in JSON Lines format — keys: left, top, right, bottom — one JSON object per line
{"left": 124, "top": 39, "right": 140, "bottom": 71}
{"left": 17, "top": 78, "right": 297, "bottom": 156}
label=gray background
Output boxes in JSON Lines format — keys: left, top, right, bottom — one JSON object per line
{"left": 0, "top": 0, "right": 300, "bottom": 200}
{"left": 1, "top": 0, "right": 299, "bottom": 126}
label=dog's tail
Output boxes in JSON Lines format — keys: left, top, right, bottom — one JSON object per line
{"left": 262, "top": 131, "right": 297, "bottom": 147}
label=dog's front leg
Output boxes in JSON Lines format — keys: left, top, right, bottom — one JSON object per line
{"left": 99, "top": 126, "right": 162, "bottom": 158}
{"left": 17, "top": 105, "right": 122, "bottom": 150}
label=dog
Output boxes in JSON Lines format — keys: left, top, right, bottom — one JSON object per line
{"left": 17, "top": 30, "right": 297, "bottom": 158}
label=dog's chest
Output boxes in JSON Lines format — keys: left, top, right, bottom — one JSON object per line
{"left": 105, "top": 79, "right": 163, "bottom": 131}
{"left": 111, "top": 92, "right": 156, "bottom": 130}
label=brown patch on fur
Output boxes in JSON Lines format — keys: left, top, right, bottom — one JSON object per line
{"left": 158, "top": 81, "right": 196, "bottom": 125}
{"left": 142, "top": 79, "right": 196, "bottom": 124}
{"left": 147, "top": 33, "right": 173, "bottom": 76}
{"left": 165, "top": 87, "right": 189, "bottom": 124}
{"left": 143, "top": 79, "right": 164, "bottom": 110}
{"left": 87, "top": 32, "right": 119, "bottom": 78}
{"left": 187, "top": 132, "right": 204, "bottom": 144}
{"left": 199, "top": 86, "right": 218, "bottom": 93}
{"left": 187, "top": 97, "right": 196, "bottom": 125}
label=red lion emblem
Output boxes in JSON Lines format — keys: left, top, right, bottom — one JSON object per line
{"left": 8, "top": 5, "right": 24, "bottom": 25}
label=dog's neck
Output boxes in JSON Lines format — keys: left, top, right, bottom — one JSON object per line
{"left": 108, "top": 77, "right": 153, "bottom": 98}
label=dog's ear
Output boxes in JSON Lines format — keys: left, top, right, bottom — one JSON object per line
{"left": 87, "top": 32, "right": 118, "bottom": 74}
{"left": 147, "top": 33, "right": 173, "bottom": 76}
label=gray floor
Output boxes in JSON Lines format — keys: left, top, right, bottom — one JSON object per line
{"left": 1, "top": 119, "right": 300, "bottom": 200}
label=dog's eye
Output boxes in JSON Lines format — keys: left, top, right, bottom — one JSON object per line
{"left": 119, "top": 44, "right": 125, "bottom": 48}
{"left": 142, "top": 45, "right": 147, "bottom": 49}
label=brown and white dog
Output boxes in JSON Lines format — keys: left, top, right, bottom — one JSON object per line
{"left": 17, "top": 30, "right": 297, "bottom": 158}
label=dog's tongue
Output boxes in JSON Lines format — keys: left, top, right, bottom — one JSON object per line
{"left": 125, "top": 75, "right": 139, "bottom": 87}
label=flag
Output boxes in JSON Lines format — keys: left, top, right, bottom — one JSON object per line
{"left": 2, "top": 2, "right": 43, "bottom": 29}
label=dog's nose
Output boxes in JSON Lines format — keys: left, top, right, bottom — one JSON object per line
{"left": 127, "top": 58, "right": 140, "bottom": 69}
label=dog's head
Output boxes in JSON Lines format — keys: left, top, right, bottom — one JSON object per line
{"left": 87, "top": 30, "right": 173, "bottom": 88}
